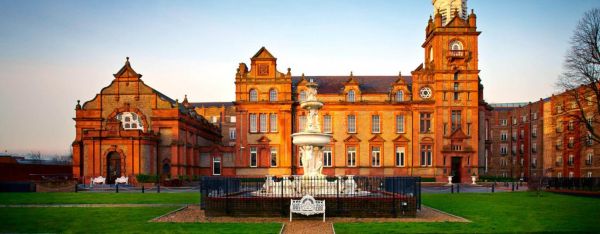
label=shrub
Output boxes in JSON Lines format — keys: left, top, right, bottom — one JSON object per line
{"left": 136, "top": 174, "right": 158, "bottom": 183}
{"left": 421, "top": 177, "right": 436, "bottom": 182}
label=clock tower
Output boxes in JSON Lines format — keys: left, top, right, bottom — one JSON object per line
{"left": 411, "top": 1, "right": 481, "bottom": 182}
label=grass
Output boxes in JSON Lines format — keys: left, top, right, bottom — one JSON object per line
{"left": 0, "top": 207, "right": 281, "bottom": 234}
{"left": 0, "top": 192, "right": 199, "bottom": 204}
{"left": 335, "top": 192, "right": 600, "bottom": 233}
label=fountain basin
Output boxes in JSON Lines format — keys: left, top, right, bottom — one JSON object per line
{"left": 300, "top": 101, "right": 323, "bottom": 109}
{"left": 291, "top": 132, "right": 332, "bottom": 146}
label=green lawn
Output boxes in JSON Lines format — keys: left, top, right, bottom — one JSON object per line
{"left": 0, "top": 192, "right": 199, "bottom": 204}
{"left": 335, "top": 192, "right": 600, "bottom": 233}
{"left": 0, "top": 207, "right": 281, "bottom": 234}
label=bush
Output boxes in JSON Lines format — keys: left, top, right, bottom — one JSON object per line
{"left": 421, "top": 177, "right": 436, "bottom": 182}
{"left": 136, "top": 174, "right": 158, "bottom": 183}
{"left": 478, "top": 175, "right": 514, "bottom": 182}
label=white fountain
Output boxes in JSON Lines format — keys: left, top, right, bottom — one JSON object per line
{"left": 253, "top": 78, "right": 368, "bottom": 197}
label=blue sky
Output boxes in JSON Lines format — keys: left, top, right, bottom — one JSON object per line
{"left": 0, "top": 0, "right": 598, "bottom": 154}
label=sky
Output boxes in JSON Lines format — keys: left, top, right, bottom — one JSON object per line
{"left": 0, "top": 0, "right": 598, "bottom": 155}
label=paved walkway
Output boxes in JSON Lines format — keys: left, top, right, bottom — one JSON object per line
{"left": 282, "top": 221, "right": 334, "bottom": 234}
{"left": 0, "top": 204, "right": 187, "bottom": 208}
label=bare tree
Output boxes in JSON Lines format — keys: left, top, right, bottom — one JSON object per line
{"left": 557, "top": 8, "right": 600, "bottom": 143}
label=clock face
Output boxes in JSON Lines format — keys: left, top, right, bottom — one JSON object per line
{"left": 419, "top": 87, "right": 432, "bottom": 99}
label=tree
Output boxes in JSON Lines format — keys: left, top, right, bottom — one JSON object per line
{"left": 556, "top": 8, "right": 600, "bottom": 143}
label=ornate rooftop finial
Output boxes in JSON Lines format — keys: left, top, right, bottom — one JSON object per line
{"left": 126, "top": 56, "right": 129, "bottom": 61}
{"left": 301, "top": 73, "right": 305, "bottom": 79}
{"left": 350, "top": 71, "right": 354, "bottom": 77}
{"left": 76, "top": 100, "right": 81, "bottom": 110}
{"left": 399, "top": 71, "right": 402, "bottom": 77}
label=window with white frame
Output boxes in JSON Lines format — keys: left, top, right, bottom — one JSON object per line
{"left": 230, "top": 116, "right": 236, "bottom": 123}
{"left": 270, "top": 148, "right": 277, "bottom": 167}
{"left": 249, "top": 89, "right": 258, "bottom": 102}
{"left": 396, "top": 115, "right": 405, "bottom": 133}
{"left": 116, "top": 112, "right": 144, "bottom": 131}
{"left": 588, "top": 171, "right": 593, "bottom": 178}
{"left": 532, "top": 112, "right": 538, "bottom": 120}
{"left": 569, "top": 171, "right": 574, "bottom": 178}
{"left": 421, "top": 145, "right": 432, "bottom": 166}
{"left": 212, "top": 157, "right": 221, "bottom": 175}
{"left": 259, "top": 114, "right": 267, "bottom": 132}
{"left": 371, "top": 146, "right": 381, "bottom": 167}
{"left": 270, "top": 114, "right": 277, "bottom": 132}
{"left": 323, "top": 115, "right": 332, "bottom": 133}
{"left": 557, "top": 172, "right": 562, "bottom": 178}
{"left": 532, "top": 126, "right": 537, "bottom": 137}
{"left": 299, "top": 115, "right": 306, "bottom": 132}
{"left": 347, "top": 90, "right": 355, "bottom": 102}
{"left": 269, "top": 89, "right": 278, "bottom": 102}
{"left": 500, "top": 119, "right": 507, "bottom": 126}
{"left": 249, "top": 114, "right": 257, "bottom": 133}
{"left": 587, "top": 132, "right": 593, "bottom": 146}
{"left": 229, "top": 128, "right": 236, "bottom": 140}
{"left": 587, "top": 152, "right": 593, "bottom": 165}
{"left": 347, "top": 115, "right": 356, "bottom": 133}
{"left": 501, "top": 131, "right": 508, "bottom": 141}
{"left": 532, "top": 143, "right": 537, "bottom": 153}
{"left": 568, "top": 154, "right": 574, "bottom": 166}
{"left": 372, "top": 115, "right": 380, "bottom": 133}
{"left": 396, "top": 146, "right": 405, "bottom": 167}
{"left": 500, "top": 145, "right": 507, "bottom": 155}
{"left": 347, "top": 147, "right": 356, "bottom": 167}
{"left": 396, "top": 91, "right": 403, "bottom": 102}
{"left": 323, "top": 147, "right": 332, "bottom": 167}
{"left": 211, "top": 116, "right": 218, "bottom": 123}
{"left": 250, "top": 147, "right": 257, "bottom": 167}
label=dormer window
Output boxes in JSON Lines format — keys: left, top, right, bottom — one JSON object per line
{"left": 396, "top": 91, "right": 404, "bottom": 102}
{"left": 347, "top": 90, "right": 356, "bottom": 102}
{"left": 299, "top": 90, "right": 307, "bottom": 101}
{"left": 249, "top": 89, "right": 258, "bottom": 102}
{"left": 116, "top": 112, "right": 143, "bottom": 131}
{"left": 269, "top": 89, "right": 278, "bottom": 102}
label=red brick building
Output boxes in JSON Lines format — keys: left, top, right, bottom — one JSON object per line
{"left": 72, "top": 59, "right": 223, "bottom": 184}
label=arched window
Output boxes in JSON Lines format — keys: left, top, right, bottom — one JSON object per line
{"left": 249, "top": 89, "right": 258, "bottom": 102}
{"left": 116, "top": 112, "right": 144, "bottom": 131}
{"left": 347, "top": 90, "right": 355, "bottom": 102}
{"left": 396, "top": 91, "right": 404, "bottom": 102}
{"left": 449, "top": 40, "right": 463, "bottom": 51}
{"left": 299, "top": 90, "right": 307, "bottom": 101}
{"left": 269, "top": 89, "right": 278, "bottom": 102}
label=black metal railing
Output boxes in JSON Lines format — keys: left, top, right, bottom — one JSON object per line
{"left": 545, "top": 177, "right": 600, "bottom": 191}
{"left": 200, "top": 176, "right": 421, "bottom": 218}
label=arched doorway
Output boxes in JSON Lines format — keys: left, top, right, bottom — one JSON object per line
{"left": 107, "top": 152, "right": 121, "bottom": 184}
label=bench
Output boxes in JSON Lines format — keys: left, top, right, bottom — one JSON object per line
{"left": 115, "top": 176, "right": 128, "bottom": 185}
{"left": 91, "top": 176, "right": 106, "bottom": 186}
{"left": 290, "top": 194, "right": 325, "bottom": 222}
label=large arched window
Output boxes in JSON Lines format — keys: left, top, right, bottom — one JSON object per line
{"left": 449, "top": 40, "right": 463, "bottom": 51}
{"left": 396, "top": 91, "right": 404, "bottom": 102}
{"left": 249, "top": 89, "right": 258, "bottom": 102}
{"left": 269, "top": 88, "right": 278, "bottom": 102}
{"left": 347, "top": 90, "right": 356, "bottom": 102}
{"left": 116, "top": 112, "right": 144, "bottom": 131}
{"left": 299, "top": 90, "right": 307, "bottom": 101}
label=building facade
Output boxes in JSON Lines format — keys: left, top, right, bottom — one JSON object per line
{"left": 72, "top": 59, "right": 223, "bottom": 184}
{"left": 190, "top": 1, "right": 484, "bottom": 182}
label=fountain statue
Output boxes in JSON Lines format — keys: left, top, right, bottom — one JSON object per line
{"left": 253, "top": 78, "right": 368, "bottom": 197}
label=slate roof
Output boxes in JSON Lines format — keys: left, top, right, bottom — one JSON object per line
{"left": 190, "top": 102, "right": 235, "bottom": 108}
{"left": 292, "top": 76, "right": 413, "bottom": 94}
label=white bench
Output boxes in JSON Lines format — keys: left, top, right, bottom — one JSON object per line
{"left": 91, "top": 176, "right": 106, "bottom": 186}
{"left": 290, "top": 194, "right": 325, "bottom": 222}
{"left": 115, "top": 176, "right": 128, "bottom": 185}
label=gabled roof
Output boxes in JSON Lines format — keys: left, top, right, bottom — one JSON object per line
{"left": 449, "top": 128, "right": 469, "bottom": 140}
{"left": 113, "top": 57, "right": 142, "bottom": 79}
{"left": 292, "top": 75, "right": 412, "bottom": 94}
{"left": 251, "top": 47, "right": 276, "bottom": 59}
